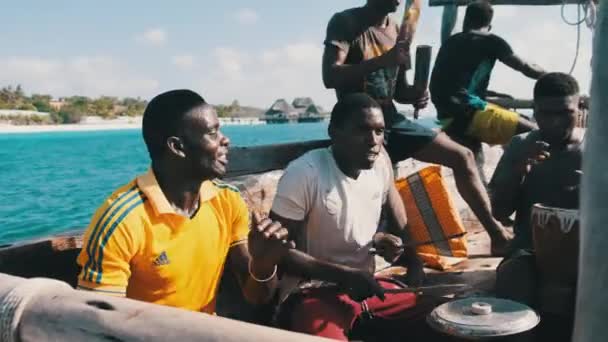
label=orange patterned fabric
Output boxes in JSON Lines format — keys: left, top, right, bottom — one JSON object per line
{"left": 395, "top": 165, "right": 468, "bottom": 270}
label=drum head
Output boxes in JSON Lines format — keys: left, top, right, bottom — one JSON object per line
{"left": 427, "top": 297, "right": 540, "bottom": 339}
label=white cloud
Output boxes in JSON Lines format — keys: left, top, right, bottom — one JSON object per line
{"left": 0, "top": 56, "right": 159, "bottom": 98}
{"left": 136, "top": 28, "right": 167, "bottom": 46}
{"left": 171, "top": 55, "right": 195, "bottom": 70}
{"left": 213, "top": 47, "right": 246, "bottom": 79}
{"left": 234, "top": 8, "right": 259, "bottom": 25}
{"left": 199, "top": 5, "right": 594, "bottom": 113}
{"left": 200, "top": 42, "right": 333, "bottom": 110}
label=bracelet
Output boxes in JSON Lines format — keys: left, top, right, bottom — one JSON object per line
{"left": 248, "top": 260, "right": 277, "bottom": 282}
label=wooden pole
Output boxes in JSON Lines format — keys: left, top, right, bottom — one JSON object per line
{"left": 573, "top": 1, "right": 608, "bottom": 341}
{"left": 430, "top": 0, "right": 582, "bottom": 6}
{"left": 0, "top": 273, "right": 327, "bottom": 342}
{"left": 441, "top": 5, "right": 459, "bottom": 43}
{"left": 413, "top": 45, "right": 433, "bottom": 119}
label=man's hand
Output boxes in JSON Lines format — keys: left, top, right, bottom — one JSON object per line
{"left": 395, "top": 85, "right": 429, "bottom": 109}
{"left": 402, "top": 255, "right": 426, "bottom": 287}
{"left": 248, "top": 212, "right": 295, "bottom": 277}
{"left": 380, "top": 40, "right": 410, "bottom": 68}
{"left": 373, "top": 232, "right": 404, "bottom": 264}
{"left": 413, "top": 88, "right": 429, "bottom": 110}
{"left": 341, "top": 269, "right": 386, "bottom": 302}
{"left": 518, "top": 141, "right": 551, "bottom": 174}
{"left": 489, "top": 228, "right": 514, "bottom": 257}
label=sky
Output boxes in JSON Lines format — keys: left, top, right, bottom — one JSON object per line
{"left": 0, "top": 1, "right": 595, "bottom": 114}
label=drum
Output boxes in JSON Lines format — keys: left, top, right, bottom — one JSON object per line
{"left": 427, "top": 297, "right": 540, "bottom": 340}
{"left": 531, "top": 203, "right": 579, "bottom": 284}
{"left": 531, "top": 203, "right": 580, "bottom": 315}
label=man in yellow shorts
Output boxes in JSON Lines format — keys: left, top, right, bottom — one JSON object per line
{"left": 76, "top": 89, "right": 293, "bottom": 314}
{"left": 430, "top": 1, "right": 545, "bottom": 148}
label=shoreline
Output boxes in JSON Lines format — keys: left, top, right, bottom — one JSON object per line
{"left": 0, "top": 118, "right": 267, "bottom": 134}
{"left": 0, "top": 123, "right": 141, "bottom": 134}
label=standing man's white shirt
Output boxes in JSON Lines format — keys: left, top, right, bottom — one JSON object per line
{"left": 271, "top": 147, "right": 393, "bottom": 299}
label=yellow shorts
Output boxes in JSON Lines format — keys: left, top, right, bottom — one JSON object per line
{"left": 466, "top": 103, "right": 520, "bottom": 145}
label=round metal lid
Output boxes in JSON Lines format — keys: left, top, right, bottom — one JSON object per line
{"left": 427, "top": 297, "right": 540, "bottom": 340}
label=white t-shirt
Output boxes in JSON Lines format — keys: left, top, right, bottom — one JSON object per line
{"left": 271, "top": 147, "right": 393, "bottom": 300}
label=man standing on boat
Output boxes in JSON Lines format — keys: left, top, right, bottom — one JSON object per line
{"left": 491, "top": 73, "right": 583, "bottom": 341}
{"left": 270, "top": 93, "right": 440, "bottom": 340}
{"left": 322, "top": 0, "right": 511, "bottom": 255}
{"left": 76, "top": 89, "right": 293, "bottom": 313}
{"left": 430, "top": 1, "right": 545, "bottom": 151}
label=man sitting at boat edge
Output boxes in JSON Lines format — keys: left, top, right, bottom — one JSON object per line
{"left": 491, "top": 73, "right": 584, "bottom": 341}
{"left": 76, "top": 89, "right": 293, "bottom": 313}
{"left": 270, "top": 93, "right": 436, "bottom": 340}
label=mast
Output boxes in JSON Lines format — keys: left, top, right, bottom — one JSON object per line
{"left": 573, "top": 0, "right": 607, "bottom": 340}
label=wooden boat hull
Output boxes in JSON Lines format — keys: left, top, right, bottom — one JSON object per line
{"left": 0, "top": 139, "right": 505, "bottom": 332}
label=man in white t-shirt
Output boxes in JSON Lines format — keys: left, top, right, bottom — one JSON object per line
{"left": 270, "top": 93, "right": 428, "bottom": 340}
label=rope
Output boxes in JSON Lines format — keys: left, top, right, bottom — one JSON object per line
{"left": 0, "top": 278, "right": 71, "bottom": 342}
{"left": 560, "top": 0, "right": 595, "bottom": 74}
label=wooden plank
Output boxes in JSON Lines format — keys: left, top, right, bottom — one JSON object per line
{"left": 441, "top": 5, "right": 458, "bottom": 43}
{"left": 413, "top": 45, "right": 433, "bottom": 119}
{"left": 574, "top": 1, "right": 608, "bottom": 340}
{"left": 488, "top": 96, "right": 590, "bottom": 111}
{"left": 430, "top": 0, "right": 582, "bottom": 6}
{"left": 0, "top": 273, "right": 327, "bottom": 342}
{"left": 487, "top": 97, "right": 535, "bottom": 109}
{"left": 225, "top": 139, "right": 330, "bottom": 177}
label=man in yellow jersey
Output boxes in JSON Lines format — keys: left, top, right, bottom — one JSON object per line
{"left": 77, "top": 89, "right": 293, "bottom": 313}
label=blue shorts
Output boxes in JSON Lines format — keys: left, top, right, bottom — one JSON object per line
{"left": 385, "top": 117, "right": 438, "bottom": 162}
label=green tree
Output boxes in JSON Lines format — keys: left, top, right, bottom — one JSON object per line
{"left": 30, "top": 94, "right": 54, "bottom": 113}
{"left": 67, "top": 96, "right": 90, "bottom": 109}
{"left": 18, "top": 103, "right": 37, "bottom": 111}
{"left": 229, "top": 99, "right": 240, "bottom": 113}
{"left": 91, "top": 96, "right": 116, "bottom": 118}
{"left": 56, "top": 104, "right": 86, "bottom": 123}
{"left": 215, "top": 104, "right": 230, "bottom": 118}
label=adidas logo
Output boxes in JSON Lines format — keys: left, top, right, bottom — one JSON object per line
{"left": 153, "top": 251, "right": 170, "bottom": 266}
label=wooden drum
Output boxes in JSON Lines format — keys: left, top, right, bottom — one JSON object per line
{"left": 531, "top": 203, "right": 579, "bottom": 315}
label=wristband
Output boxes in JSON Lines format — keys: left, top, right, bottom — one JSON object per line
{"left": 248, "top": 260, "right": 277, "bottom": 282}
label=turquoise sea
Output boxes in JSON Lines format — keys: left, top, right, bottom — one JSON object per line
{"left": 0, "top": 118, "right": 437, "bottom": 246}
{"left": 0, "top": 123, "right": 333, "bottom": 246}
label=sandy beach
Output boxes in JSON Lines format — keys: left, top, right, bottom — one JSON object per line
{"left": 0, "top": 122, "right": 141, "bottom": 134}
{"left": 0, "top": 116, "right": 265, "bottom": 134}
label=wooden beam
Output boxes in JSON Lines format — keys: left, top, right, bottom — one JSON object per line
{"left": 486, "top": 97, "right": 534, "bottom": 109}
{"left": 225, "top": 139, "right": 330, "bottom": 177}
{"left": 441, "top": 5, "right": 458, "bottom": 43}
{"left": 487, "top": 96, "right": 590, "bottom": 110}
{"left": 430, "top": 0, "right": 583, "bottom": 6}
{"left": 0, "top": 273, "right": 327, "bottom": 342}
{"left": 574, "top": 1, "right": 608, "bottom": 341}
{"left": 413, "top": 45, "right": 433, "bottom": 119}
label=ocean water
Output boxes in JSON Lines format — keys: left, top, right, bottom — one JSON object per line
{"left": 0, "top": 118, "right": 437, "bottom": 246}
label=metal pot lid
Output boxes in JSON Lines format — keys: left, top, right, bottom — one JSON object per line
{"left": 427, "top": 297, "right": 540, "bottom": 339}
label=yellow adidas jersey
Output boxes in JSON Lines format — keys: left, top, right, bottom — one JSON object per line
{"left": 77, "top": 169, "right": 249, "bottom": 313}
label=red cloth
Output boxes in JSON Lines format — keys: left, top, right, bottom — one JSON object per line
{"left": 287, "top": 279, "right": 420, "bottom": 340}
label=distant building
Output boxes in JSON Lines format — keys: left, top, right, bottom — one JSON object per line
{"left": 49, "top": 99, "right": 67, "bottom": 111}
{"left": 292, "top": 97, "right": 315, "bottom": 109}
{"left": 264, "top": 97, "right": 327, "bottom": 124}
{"left": 264, "top": 99, "right": 299, "bottom": 124}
